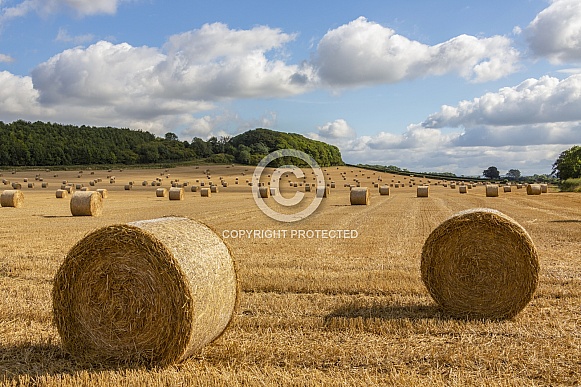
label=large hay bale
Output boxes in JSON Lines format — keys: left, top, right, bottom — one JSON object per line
{"left": 486, "top": 184, "right": 499, "bottom": 197}
{"left": 421, "top": 208, "right": 539, "bottom": 319}
{"left": 350, "top": 187, "right": 369, "bottom": 205}
{"left": 156, "top": 188, "right": 167, "bottom": 198}
{"left": 258, "top": 186, "right": 270, "bottom": 198}
{"left": 70, "top": 191, "right": 103, "bottom": 216}
{"left": 52, "top": 217, "right": 239, "bottom": 366}
{"left": 200, "top": 187, "right": 211, "bottom": 197}
{"left": 417, "top": 186, "right": 429, "bottom": 197}
{"left": 168, "top": 187, "right": 184, "bottom": 201}
{"left": 527, "top": 184, "right": 542, "bottom": 195}
{"left": 1, "top": 190, "right": 24, "bottom": 208}
{"left": 56, "top": 189, "right": 68, "bottom": 198}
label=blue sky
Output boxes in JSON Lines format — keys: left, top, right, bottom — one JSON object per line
{"left": 1, "top": 0, "right": 580, "bottom": 176}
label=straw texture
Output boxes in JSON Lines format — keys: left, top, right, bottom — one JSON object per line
{"left": 350, "top": 187, "right": 369, "bottom": 205}
{"left": 52, "top": 217, "right": 239, "bottom": 366}
{"left": 1, "top": 190, "right": 24, "bottom": 208}
{"left": 70, "top": 191, "right": 103, "bottom": 216}
{"left": 421, "top": 208, "right": 539, "bottom": 319}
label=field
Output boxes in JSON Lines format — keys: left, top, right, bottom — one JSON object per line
{"left": 0, "top": 165, "right": 580, "bottom": 386}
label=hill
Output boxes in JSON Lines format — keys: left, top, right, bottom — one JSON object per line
{"left": 0, "top": 121, "right": 344, "bottom": 167}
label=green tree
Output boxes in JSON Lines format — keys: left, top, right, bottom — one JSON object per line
{"left": 552, "top": 145, "right": 581, "bottom": 180}
{"left": 483, "top": 166, "right": 500, "bottom": 179}
{"left": 506, "top": 169, "right": 521, "bottom": 180}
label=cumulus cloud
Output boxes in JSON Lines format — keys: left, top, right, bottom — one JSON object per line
{"left": 315, "top": 16, "right": 520, "bottom": 87}
{"left": 422, "top": 75, "right": 581, "bottom": 128}
{"left": 312, "top": 119, "right": 356, "bottom": 140}
{"left": 55, "top": 27, "right": 95, "bottom": 44}
{"left": 525, "top": 0, "right": 581, "bottom": 63}
{"left": 1, "top": 0, "right": 120, "bottom": 20}
{"left": 0, "top": 53, "right": 14, "bottom": 62}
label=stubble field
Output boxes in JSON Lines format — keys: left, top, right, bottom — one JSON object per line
{"left": 0, "top": 165, "right": 580, "bottom": 386}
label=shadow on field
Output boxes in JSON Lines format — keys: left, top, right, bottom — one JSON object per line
{"left": 0, "top": 343, "right": 138, "bottom": 382}
{"left": 548, "top": 219, "right": 581, "bottom": 223}
{"left": 324, "top": 302, "right": 442, "bottom": 322}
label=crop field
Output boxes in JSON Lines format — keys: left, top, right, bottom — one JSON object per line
{"left": 0, "top": 165, "right": 580, "bottom": 386}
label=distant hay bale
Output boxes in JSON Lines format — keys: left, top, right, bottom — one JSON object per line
{"left": 75, "top": 184, "right": 83, "bottom": 190}
{"left": 1, "top": 190, "right": 24, "bottom": 208}
{"left": 56, "top": 189, "right": 68, "bottom": 199}
{"left": 70, "top": 191, "right": 103, "bottom": 217}
{"left": 11, "top": 182, "right": 22, "bottom": 190}
{"left": 156, "top": 188, "right": 167, "bottom": 198}
{"left": 540, "top": 184, "right": 548, "bottom": 193}
{"left": 316, "top": 186, "right": 330, "bottom": 198}
{"left": 210, "top": 185, "right": 218, "bottom": 193}
{"left": 259, "top": 186, "right": 270, "bottom": 198}
{"left": 350, "top": 187, "right": 369, "bottom": 205}
{"left": 459, "top": 185, "right": 467, "bottom": 194}
{"left": 503, "top": 185, "right": 512, "bottom": 193}
{"left": 421, "top": 208, "right": 539, "bottom": 319}
{"left": 52, "top": 216, "right": 239, "bottom": 366}
{"left": 200, "top": 188, "right": 211, "bottom": 197}
{"left": 269, "top": 187, "right": 277, "bottom": 196}
{"left": 96, "top": 189, "right": 108, "bottom": 199}
{"left": 191, "top": 186, "right": 199, "bottom": 192}
{"left": 379, "top": 185, "right": 390, "bottom": 195}
{"left": 527, "top": 184, "right": 542, "bottom": 195}
{"left": 142, "top": 181, "right": 148, "bottom": 186}
{"left": 517, "top": 184, "right": 523, "bottom": 189}
{"left": 90, "top": 181, "right": 96, "bottom": 186}
{"left": 124, "top": 185, "right": 132, "bottom": 191}
{"left": 417, "top": 186, "right": 429, "bottom": 197}
{"left": 42, "top": 182, "right": 49, "bottom": 188}
{"left": 27, "top": 182, "right": 35, "bottom": 189}
{"left": 168, "top": 187, "right": 184, "bottom": 201}
{"left": 305, "top": 185, "right": 311, "bottom": 192}
{"left": 486, "top": 184, "right": 499, "bottom": 197}
{"left": 80, "top": 187, "right": 89, "bottom": 192}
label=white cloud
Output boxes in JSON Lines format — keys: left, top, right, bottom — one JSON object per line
{"left": 1, "top": 0, "right": 120, "bottom": 20}
{"left": 526, "top": 0, "right": 581, "bottom": 63}
{"left": 422, "top": 75, "right": 581, "bottom": 128}
{"left": 315, "top": 16, "right": 520, "bottom": 87}
{"left": 0, "top": 53, "right": 14, "bottom": 62}
{"left": 55, "top": 27, "right": 95, "bottom": 44}
{"left": 313, "top": 119, "right": 356, "bottom": 140}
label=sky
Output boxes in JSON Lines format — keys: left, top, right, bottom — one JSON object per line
{"left": 1, "top": 0, "right": 580, "bottom": 176}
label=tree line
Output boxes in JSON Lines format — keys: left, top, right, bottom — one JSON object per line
{"left": 0, "top": 121, "right": 344, "bottom": 167}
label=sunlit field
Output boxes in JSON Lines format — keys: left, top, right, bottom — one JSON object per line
{"left": 1, "top": 165, "right": 580, "bottom": 386}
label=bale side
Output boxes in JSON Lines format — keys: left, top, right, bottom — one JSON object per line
{"left": 379, "top": 186, "right": 390, "bottom": 195}
{"left": 168, "top": 187, "right": 184, "bottom": 200}
{"left": 486, "top": 185, "right": 499, "bottom": 197}
{"left": 96, "top": 189, "right": 108, "bottom": 199}
{"left": 0, "top": 190, "right": 24, "bottom": 208}
{"left": 259, "top": 186, "right": 270, "bottom": 198}
{"left": 52, "top": 217, "right": 239, "bottom": 366}
{"left": 527, "top": 184, "right": 542, "bottom": 195}
{"left": 350, "top": 187, "right": 369, "bottom": 205}
{"left": 420, "top": 208, "right": 539, "bottom": 319}
{"left": 200, "top": 188, "right": 211, "bottom": 197}
{"left": 156, "top": 188, "right": 167, "bottom": 198}
{"left": 417, "top": 186, "right": 429, "bottom": 197}
{"left": 56, "top": 189, "right": 68, "bottom": 198}
{"left": 70, "top": 191, "right": 103, "bottom": 216}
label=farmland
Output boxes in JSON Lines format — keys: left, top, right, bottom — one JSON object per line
{"left": 0, "top": 165, "right": 580, "bottom": 386}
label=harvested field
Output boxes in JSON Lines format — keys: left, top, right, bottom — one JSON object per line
{"left": 0, "top": 165, "right": 580, "bottom": 386}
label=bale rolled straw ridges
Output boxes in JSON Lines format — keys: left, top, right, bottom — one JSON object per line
{"left": 350, "top": 187, "right": 369, "bottom": 205}
{"left": 1, "top": 190, "right": 24, "bottom": 208}
{"left": 52, "top": 217, "right": 239, "bottom": 366}
{"left": 70, "top": 191, "right": 103, "bottom": 216}
{"left": 420, "top": 208, "right": 539, "bottom": 319}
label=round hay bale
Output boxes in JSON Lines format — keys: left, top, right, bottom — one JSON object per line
{"left": 269, "top": 187, "right": 277, "bottom": 196}
{"left": 417, "top": 186, "right": 429, "bottom": 197}
{"left": 70, "top": 191, "right": 103, "bottom": 217}
{"left": 379, "top": 185, "right": 390, "bottom": 195}
{"left": 52, "top": 217, "right": 239, "bottom": 366}
{"left": 142, "top": 181, "right": 148, "bottom": 186}
{"left": 258, "top": 186, "right": 270, "bottom": 198}
{"left": 527, "top": 184, "right": 542, "bottom": 195}
{"left": 540, "top": 184, "right": 548, "bottom": 193}
{"left": 96, "top": 189, "right": 108, "bottom": 199}
{"left": 503, "top": 185, "right": 512, "bottom": 193}
{"left": 459, "top": 185, "right": 467, "bottom": 194}
{"left": 200, "top": 187, "right": 211, "bottom": 197}
{"left": 42, "top": 182, "right": 49, "bottom": 188}
{"left": 11, "top": 182, "right": 22, "bottom": 190}
{"left": 421, "top": 208, "right": 539, "bottom": 319}
{"left": 486, "top": 184, "right": 499, "bottom": 197}
{"left": 56, "top": 189, "right": 68, "bottom": 199}
{"left": 1, "top": 190, "right": 24, "bottom": 207}
{"left": 124, "top": 184, "right": 132, "bottom": 191}
{"left": 168, "top": 187, "right": 184, "bottom": 201}
{"left": 305, "top": 185, "right": 311, "bottom": 192}
{"left": 350, "top": 187, "right": 369, "bottom": 205}
{"left": 210, "top": 185, "right": 218, "bottom": 193}
{"left": 156, "top": 188, "right": 167, "bottom": 198}
{"left": 191, "top": 186, "right": 199, "bottom": 192}
{"left": 80, "top": 187, "right": 89, "bottom": 191}
{"left": 27, "top": 182, "right": 35, "bottom": 189}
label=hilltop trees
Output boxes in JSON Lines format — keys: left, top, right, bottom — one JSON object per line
{"left": 552, "top": 145, "right": 581, "bottom": 180}
{"left": 483, "top": 166, "right": 500, "bottom": 179}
